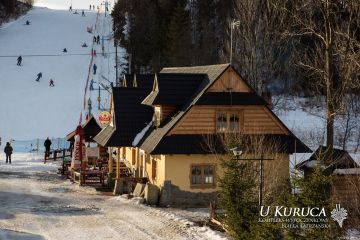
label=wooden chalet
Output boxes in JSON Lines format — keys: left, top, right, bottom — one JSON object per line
{"left": 94, "top": 74, "right": 154, "bottom": 179}
{"left": 296, "top": 146, "right": 359, "bottom": 178}
{"left": 297, "top": 146, "right": 360, "bottom": 213}
{"left": 66, "top": 115, "right": 102, "bottom": 143}
{"left": 94, "top": 64, "right": 310, "bottom": 205}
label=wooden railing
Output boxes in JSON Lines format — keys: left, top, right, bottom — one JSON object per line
{"left": 44, "top": 149, "right": 72, "bottom": 163}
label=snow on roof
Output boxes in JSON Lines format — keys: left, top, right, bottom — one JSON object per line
{"left": 334, "top": 168, "right": 360, "bottom": 175}
{"left": 132, "top": 121, "right": 153, "bottom": 147}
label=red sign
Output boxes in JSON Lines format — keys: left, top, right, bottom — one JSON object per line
{"left": 99, "top": 111, "right": 111, "bottom": 126}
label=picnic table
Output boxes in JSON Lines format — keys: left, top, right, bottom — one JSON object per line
{"left": 70, "top": 169, "right": 105, "bottom": 186}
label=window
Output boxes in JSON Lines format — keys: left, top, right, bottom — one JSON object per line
{"left": 229, "top": 113, "right": 240, "bottom": 131}
{"left": 216, "top": 112, "right": 241, "bottom": 132}
{"left": 216, "top": 113, "right": 227, "bottom": 132}
{"left": 191, "top": 164, "right": 215, "bottom": 188}
{"left": 152, "top": 159, "right": 157, "bottom": 182}
{"left": 154, "top": 107, "right": 161, "bottom": 127}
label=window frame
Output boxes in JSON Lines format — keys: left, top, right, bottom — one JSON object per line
{"left": 189, "top": 164, "right": 216, "bottom": 189}
{"left": 216, "top": 111, "right": 242, "bottom": 133}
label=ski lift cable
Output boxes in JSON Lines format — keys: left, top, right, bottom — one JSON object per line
{"left": 0, "top": 52, "right": 117, "bottom": 58}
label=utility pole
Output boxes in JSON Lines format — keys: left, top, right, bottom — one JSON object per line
{"left": 230, "top": 19, "right": 240, "bottom": 64}
{"left": 98, "top": 86, "right": 101, "bottom": 110}
{"left": 115, "top": 42, "right": 118, "bottom": 86}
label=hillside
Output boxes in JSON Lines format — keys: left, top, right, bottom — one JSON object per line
{"left": 0, "top": 3, "right": 116, "bottom": 145}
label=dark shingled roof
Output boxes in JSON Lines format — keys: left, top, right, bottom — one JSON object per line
{"left": 94, "top": 74, "right": 154, "bottom": 147}
{"left": 138, "top": 64, "right": 311, "bottom": 155}
{"left": 197, "top": 92, "right": 267, "bottom": 105}
{"left": 139, "top": 64, "right": 230, "bottom": 152}
{"left": 297, "top": 146, "right": 358, "bottom": 170}
{"left": 142, "top": 73, "right": 206, "bottom": 106}
{"left": 149, "top": 134, "right": 311, "bottom": 155}
{"left": 66, "top": 116, "right": 102, "bottom": 142}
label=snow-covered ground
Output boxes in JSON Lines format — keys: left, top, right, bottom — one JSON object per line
{"left": 0, "top": 153, "right": 228, "bottom": 240}
{"left": 0, "top": 2, "right": 116, "bottom": 143}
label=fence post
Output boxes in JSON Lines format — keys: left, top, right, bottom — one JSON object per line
{"left": 36, "top": 138, "right": 39, "bottom": 153}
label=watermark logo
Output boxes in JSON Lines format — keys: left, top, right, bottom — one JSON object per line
{"left": 331, "top": 204, "right": 347, "bottom": 228}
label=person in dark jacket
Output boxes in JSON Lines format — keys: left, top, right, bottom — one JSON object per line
{"left": 4, "top": 142, "right": 13, "bottom": 164}
{"left": 17, "top": 55, "right": 22, "bottom": 66}
{"left": 35, "top": 72, "right": 42, "bottom": 82}
{"left": 93, "top": 63, "right": 97, "bottom": 74}
{"left": 44, "top": 137, "right": 52, "bottom": 157}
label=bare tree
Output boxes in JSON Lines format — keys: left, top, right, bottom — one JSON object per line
{"left": 282, "top": 0, "right": 360, "bottom": 152}
{"left": 224, "top": 0, "right": 290, "bottom": 93}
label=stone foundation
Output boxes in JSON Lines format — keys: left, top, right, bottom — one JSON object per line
{"left": 160, "top": 180, "right": 217, "bottom": 207}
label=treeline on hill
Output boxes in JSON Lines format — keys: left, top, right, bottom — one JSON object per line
{"left": 112, "top": 0, "right": 360, "bottom": 95}
{"left": 0, "top": 0, "right": 33, "bottom": 24}
{"left": 112, "top": 0, "right": 227, "bottom": 74}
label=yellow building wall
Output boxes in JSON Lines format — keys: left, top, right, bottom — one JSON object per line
{"left": 163, "top": 154, "right": 223, "bottom": 193}
{"left": 156, "top": 153, "right": 290, "bottom": 193}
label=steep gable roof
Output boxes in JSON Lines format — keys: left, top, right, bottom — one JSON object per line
{"left": 138, "top": 64, "right": 230, "bottom": 152}
{"left": 297, "top": 146, "right": 358, "bottom": 170}
{"left": 94, "top": 75, "right": 154, "bottom": 147}
{"left": 138, "top": 64, "right": 311, "bottom": 154}
{"left": 66, "top": 116, "right": 102, "bottom": 142}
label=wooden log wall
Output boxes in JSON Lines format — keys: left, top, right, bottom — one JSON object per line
{"left": 170, "top": 105, "right": 286, "bottom": 135}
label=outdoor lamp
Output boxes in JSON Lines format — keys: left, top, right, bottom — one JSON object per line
{"left": 230, "top": 146, "right": 243, "bottom": 159}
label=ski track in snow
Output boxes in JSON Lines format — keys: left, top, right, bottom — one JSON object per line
{"left": 0, "top": 3, "right": 115, "bottom": 143}
{"left": 0, "top": 153, "right": 228, "bottom": 240}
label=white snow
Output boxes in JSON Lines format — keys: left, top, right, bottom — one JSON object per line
{"left": 34, "top": 0, "right": 104, "bottom": 10}
{"left": 333, "top": 168, "right": 360, "bottom": 175}
{"left": 132, "top": 121, "right": 153, "bottom": 146}
{"left": 0, "top": 152, "right": 229, "bottom": 240}
{"left": 0, "top": 152, "right": 59, "bottom": 172}
{"left": 0, "top": 2, "right": 117, "bottom": 144}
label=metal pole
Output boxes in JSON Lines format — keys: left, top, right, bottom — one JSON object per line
{"left": 259, "top": 156, "right": 264, "bottom": 206}
{"left": 230, "top": 20, "right": 233, "bottom": 64}
{"left": 98, "top": 86, "right": 101, "bottom": 110}
{"left": 115, "top": 40, "right": 118, "bottom": 86}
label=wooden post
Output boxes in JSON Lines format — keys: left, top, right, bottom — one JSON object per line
{"left": 108, "top": 147, "right": 113, "bottom": 173}
{"left": 116, "top": 147, "right": 120, "bottom": 178}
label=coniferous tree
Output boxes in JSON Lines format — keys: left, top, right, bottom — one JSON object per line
{"left": 165, "top": 2, "right": 192, "bottom": 67}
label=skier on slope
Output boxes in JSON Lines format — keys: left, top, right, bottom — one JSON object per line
{"left": 17, "top": 55, "right": 22, "bottom": 66}
{"left": 49, "top": 79, "right": 54, "bottom": 87}
{"left": 96, "top": 35, "right": 100, "bottom": 44}
{"left": 82, "top": 10, "right": 85, "bottom": 17}
{"left": 93, "top": 64, "right": 97, "bottom": 75}
{"left": 35, "top": 72, "right": 42, "bottom": 82}
{"left": 90, "top": 79, "right": 95, "bottom": 90}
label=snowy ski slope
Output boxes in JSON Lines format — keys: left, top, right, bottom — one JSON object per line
{"left": 0, "top": 1, "right": 116, "bottom": 144}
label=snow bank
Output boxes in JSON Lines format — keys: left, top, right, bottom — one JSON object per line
{"left": 113, "top": 196, "right": 229, "bottom": 240}
{"left": 0, "top": 152, "right": 59, "bottom": 173}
